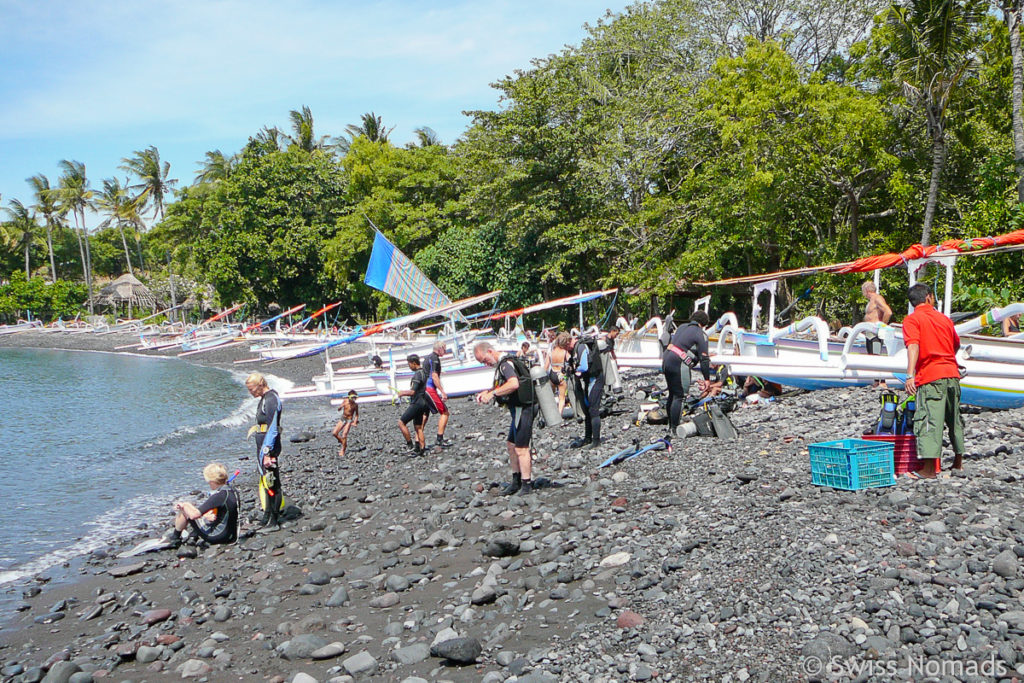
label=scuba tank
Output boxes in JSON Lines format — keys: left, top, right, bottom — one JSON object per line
{"left": 875, "top": 390, "right": 900, "bottom": 436}
{"left": 529, "top": 365, "right": 563, "bottom": 428}
{"left": 597, "top": 339, "right": 622, "bottom": 393}
{"left": 898, "top": 396, "right": 915, "bottom": 435}
{"left": 675, "top": 420, "right": 699, "bottom": 438}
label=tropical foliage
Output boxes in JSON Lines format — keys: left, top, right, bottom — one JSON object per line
{"left": 3, "top": 0, "right": 1024, "bottom": 323}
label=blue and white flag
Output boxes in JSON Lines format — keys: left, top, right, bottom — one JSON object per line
{"left": 364, "top": 231, "right": 461, "bottom": 318}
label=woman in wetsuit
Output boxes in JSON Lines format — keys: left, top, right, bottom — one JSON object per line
{"left": 545, "top": 332, "right": 571, "bottom": 417}
{"left": 171, "top": 463, "right": 239, "bottom": 545}
{"left": 246, "top": 372, "right": 283, "bottom": 532}
{"left": 661, "top": 310, "right": 712, "bottom": 434}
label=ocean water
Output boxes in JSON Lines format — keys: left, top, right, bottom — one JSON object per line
{"left": 0, "top": 348, "right": 276, "bottom": 587}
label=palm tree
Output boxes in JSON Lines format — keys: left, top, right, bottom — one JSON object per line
{"left": 95, "top": 178, "right": 142, "bottom": 274}
{"left": 57, "top": 159, "right": 95, "bottom": 311}
{"left": 885, "top": 0, "right": 986, "bottom": 246}
{"left": 286, "top": 105, "right": 330, "bottom": 152}
{"left": 120, "top": 145, "right": 178, "bottom": 222}
{"left": 254, "top": 126, "right": 285, "bottom": 151}
{"left": 3, "top": 199, "right": 39, "bottom": 279}
{"left": 344, "top": 111, "right": 394, "bottom": 143}
{"left": 1002, "top": 0, "right": 1024, "bottom": 202}
{"left": 27, "top": 173, "right": 64, "bottom": 281}
{"left": 194, "top": 150, "right": 235, "bottom": 185}
{"left": 412, "top": 126, "right": 442, "bottom": 148}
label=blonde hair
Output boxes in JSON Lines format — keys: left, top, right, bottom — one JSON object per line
{"left": 203, "top": 463, "right": 228, "bottom": 485}
{"left": 555, "top": 332, "right": 571, "bottom": 349}
{"left": 245, "top": 372, "right": 268, "bottom": 389}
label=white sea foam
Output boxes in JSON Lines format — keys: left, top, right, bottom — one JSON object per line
{"left": 0, "top": 369, "right": 298, "bottom": 588}
{"left": 0, "top": 493, "right": 170, "bottom": 587}
{"left": 142, "top": 371, "right": 295, "bottom": 448}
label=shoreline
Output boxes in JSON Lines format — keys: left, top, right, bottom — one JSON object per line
{"left": 0, "top": 330, "right": 1023, "bottom": 680}
{"left": 0, "top": 333, "right": 325, "bottom": 609}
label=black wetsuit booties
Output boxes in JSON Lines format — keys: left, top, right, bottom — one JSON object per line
{"left": 255, "top": 389, "right": 283, "bottom": 525}
{"left": 400, "top": 366, "right": 431, "bottom": 453}
{"left": 574, "top": 339, "right": 605, "bottom": 446}
{"left": 662, "top": 322, "right": 711, "bottom": 431}
{"left": 189, "top": 484, "right": 239, "bottom": 544}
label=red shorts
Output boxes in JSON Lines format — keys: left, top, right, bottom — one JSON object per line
{"left": 426, "top": 386, "right": 448, "bottom": 415}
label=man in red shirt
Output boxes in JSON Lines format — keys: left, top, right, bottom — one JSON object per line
{"left": 903, "top": 284, "right": 965, "bottom": 477}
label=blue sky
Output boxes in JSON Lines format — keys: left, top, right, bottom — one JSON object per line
{"left": 0, "top": 1, "right": 625, "bottom": 211}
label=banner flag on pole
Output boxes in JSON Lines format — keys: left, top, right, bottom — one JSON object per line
{"left": 364, "top": 231, "right": 463, "bottom": 320}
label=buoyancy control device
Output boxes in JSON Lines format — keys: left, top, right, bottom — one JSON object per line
{"left": 898, "top": 396, "right": 915, "bottom": 435}
{"left": 677, "top": 403, "right": 738, "bottom": 440}
{"left": 875, "top": 390, "right": 900, "bottom": 435}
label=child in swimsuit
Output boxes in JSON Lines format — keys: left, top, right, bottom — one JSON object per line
{"left": 332, "top": 391, "right": 359, "bottom": 457}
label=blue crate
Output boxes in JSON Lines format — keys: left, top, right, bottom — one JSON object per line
{"left": 809, "top": 438, "right": 895, "bottom": 491}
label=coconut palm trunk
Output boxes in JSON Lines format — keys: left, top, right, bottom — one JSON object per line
{"left": 921, "top": 135, "right": 945, "bottom": 247}
{"left": 45, "top": 224, "right": 56, "bottom": 281}
{"left": 1007, "top": 1, "right": 1024, "bottom": 203}
{"left": 74, "top": 226, "right": 87, "bottom": 282}
{"left": 24, "top": 240, "right": 30, "bottom": 279}
{"left": 117, "top": 223, "right": 134, "bottom": 275}
{"left": 76, "top": 209, "right": 94, "bottom": 312}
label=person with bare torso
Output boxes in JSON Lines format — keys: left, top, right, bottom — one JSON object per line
{"left": 545, "top": 332, "right": 571, "bottom": 416}
{"left": 331, "top": 391, "right": 359, "bottom": 457}
{"left": 862, "top": 281, "right": 892, "bottom": 323}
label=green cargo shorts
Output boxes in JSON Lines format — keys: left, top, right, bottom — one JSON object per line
{"left": 914, "top": 377, "right": 965, "bottom": 460}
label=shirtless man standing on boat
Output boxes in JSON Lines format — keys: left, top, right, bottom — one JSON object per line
{"left": 862, "top": 281, "right": 892, "bottom": 323}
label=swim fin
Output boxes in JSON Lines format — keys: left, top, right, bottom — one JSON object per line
{"left": 898, "top": 397, "right": 915, "bottom": 435}
{"left": 599, "top": 439, "right": 640, "bottom": 468}
{"left": 619, "top": 438, "right": 671, "bottom": 463}
{"left": 118, "top": 537, "right": 177, "bottom": 558}
{"left": 692, "top": 411, "right": 714, "bottom": 436}
{"left": 707, "top": 404, "right": 738, "bottom": 440}
{"left": 876, "top": 390, "right": 900, "bottom": 435}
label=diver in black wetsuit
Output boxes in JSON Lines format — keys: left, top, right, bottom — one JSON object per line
{"left": 662, "top": 310, "right": 712, "bottom": 433}
{"left": 569, "top": 335, "right": 605, "bottom": 449}
{"left": 170, "top": 463, "right": 239, "bottom": 545}
{"left": 397, "top": 354, "right": 431, "bottom": 455}
{"left": 246, "top": 372, "right": 283, "bottom": 532}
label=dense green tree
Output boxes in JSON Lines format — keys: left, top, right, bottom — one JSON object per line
{"left": 165, "top": 143, "right": 347, "bottom": 307}
{"left": 7, "top": 0, "right": 1024, "bottom": 321}
{"left": 0, "top": 272, "right": 86, "bottom": 322}
{"left": 324, "top": 137, "right": 461, "bottom": 317}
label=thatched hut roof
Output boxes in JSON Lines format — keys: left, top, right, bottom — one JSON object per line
{"left": 90, "top": 273, "right": 159, "bottom": 310}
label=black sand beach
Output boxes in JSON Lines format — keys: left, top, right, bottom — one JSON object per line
{"left": 1, "top": 330, "right": 1023, "bottom": 682}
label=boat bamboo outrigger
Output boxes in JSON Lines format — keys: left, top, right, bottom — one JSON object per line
{"left": 699, "top": 229, "right": 1024, "bottom": 409}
